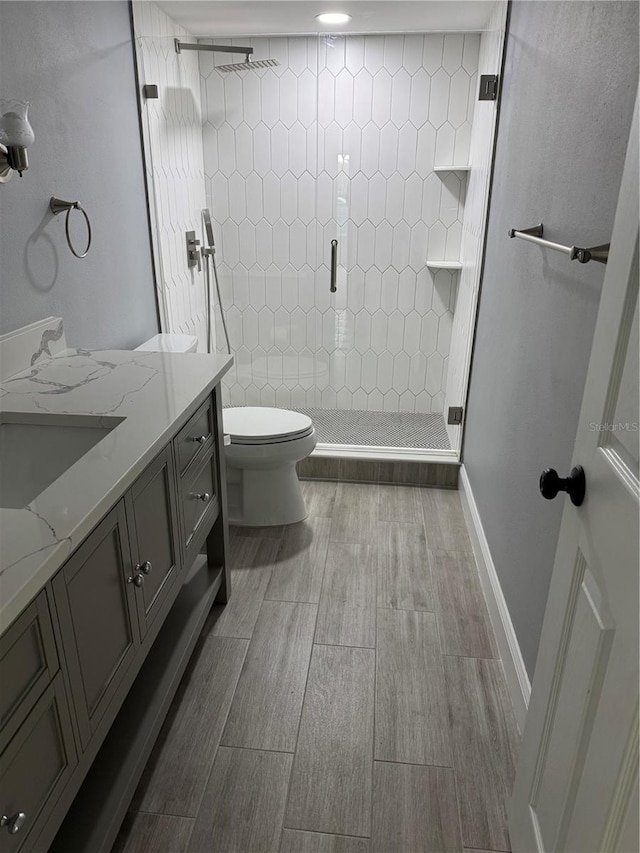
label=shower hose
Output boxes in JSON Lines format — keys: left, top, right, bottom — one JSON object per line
{"left": 204, "top": 247, "right": 231, "bottom": 356}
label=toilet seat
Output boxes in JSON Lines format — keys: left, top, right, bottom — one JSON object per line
{"left": 223, "top": 406, "right": 314, "bottom": 445}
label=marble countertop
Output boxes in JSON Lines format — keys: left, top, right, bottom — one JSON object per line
{"left": 0, "top": 348, "right": 233, "bottom": 632}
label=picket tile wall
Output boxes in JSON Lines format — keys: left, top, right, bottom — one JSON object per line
{"left": 201, "top": 33, "right": 480, "bottom": 412}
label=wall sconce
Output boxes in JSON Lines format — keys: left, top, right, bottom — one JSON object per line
{"left": 0, "top": 100, "right": 35, "bottom": 182}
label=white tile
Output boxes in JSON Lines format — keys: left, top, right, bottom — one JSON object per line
{"left": 357, "top": 220, "right": 375, "bottom": 271}
{"left": 343, "top": 122, "right": 362, "bottom": 173}
{"left": 279, "top": 69, "right": 298, "bottom": 129}
{"left": 297, "top": 172, "right": 316, "bottom": 225}
{"left": 360, "top": 122, "right": 380, "bottom": 177}
{"left": 253, "top": 122, "right": 271, "bottom": 174}
{"left": 385, "top": 173, "right": 405, "bottom": 226}
{"left": 393, "top": 351, "right": 411, "bottom": 391}
{"left": 350, "top": 172, "right": 369, "bottom": 225}
{"left": 273, "top": 220, "right": 290, "bottom": 270}
{"left": 354, "top": 309, "right": 372, "bottom": 353}
{"left": 224, "top": 72, "right": 243, "bottom": 128}
{"left": 289, "top": 219, "right": 307, "bottom": 269}
{"left": 210, "top": 173, "right": 230, "bottom": 222}
{"left": 409, "top": 222, "right": 428, "bottom": 271}
{"left": 367, "top": 388, "right": 384, "bottom": 410}
{"left": 409, "top": 69, "right": 430, "bottom": 130}
{"left": 381, "top": 268, "right": 399, "bottom": 313}
{"left": 421, "top": 173, "right": 441, "bottom": 226}
{"left": 443, "top": 34, "right": 464, "bottom": 73}
{"left": 364, "top": 35, "right": 384, "bottom": 74}
{"left": 437, "top": 310, "right": 453, "bottom": 357}
{"left": 318, "top": 68, "right": 335, "bottom": 128}
{"left": 453, "top": 123, "right": 472, "bottom": 166}
{"left": 263, "top": 172, "right": 281, "bottom": 223}
{"left": 346, "top": 36, "right": 365, "bottom": 75}
{"left": 383, "top": 35, "right": 404, "bottom": 74}
{"left": 404, "top": 311, "right": 422, "bottom": 355}
{"left": 426, "top": 351, "right": 444, "bottom": 395}
{"left": 374, "top": 221, "right": 393, "bottom": 272}
{"left": 316, "top": 171, "right": 334, "bottom": 225}
{"left": 256, "top": 220, "right": 273, "bottom": 268}
{"left": 420, "top": 311, "right": 438, "bottom": 354}
{"left": 403, "top": 35, "right": 424, "bottom": 75}
{"left": 288, "top": 122, "right": 308, "bottom": 178}
{"left": 462, "top": 34, "right": 480, "bottom": 74}
{"left": 323, "top": 122, "right": 344, "bottom": 178}
{"left": 383, "top": 389, "right": 400, "bottom": 411}
{"left": 372, "top": 69, "right": 393, "bottom": 128}
{"left": 335, "top": 68, "right": 355, "bottom": 127}
{"left": 258, "top": 308, "right": 275, "bottom": 349}
{"left": 271, "top": 123, "right": 289, "bottom": 176}
{"left": 245, "top": 173, "right": 263, "bottom": 223}
{"left": 367, "top": 173, "right": 387, "bottom": 226}
{"left": 439, "top": 173, "right": 462, "bottom": 227}
{"left": 391, "top": 68, "right": 411, "bottom": 127}
{"left": 403, "top": 173, "right": 423, "bottom": 226}
{"left": 243, "top": 71, "right": 262, "bottom": 129}
{"left": 353, "top": 70, "right": 373, "bottom": 127}
{"left": 364, "top": 267, "right": 383, "bottom": 313}
{"left": 416, "top": 123, "right": 436, "bottom": 176}
{"left": 228, "top": 172, "right": 247, "bottom": 223}
{"left": 326, "top": 35, "right": 346, "bottom": 75}
{"left": 347, "top": 266, "right": 366, "bottom": 315}
{"left": 408, "top": 351, "right": 427, "bottom": 394}
{"left": 445, "top": 221, "right": 462, "bottom": 261}
{"left": 387, "top": 311, "right": 405, "bottom": 355}
{"left": 428, "top": 68, "right": 450, "bottom": 129}
{"left": 448, "top": 68, "right": 471, "bottom": 129}
{"left": 427, "top": 221, "right": 447, "bottom": 260}
{"left": 377, "top": 350, "right": 394, "bottom": 393}
{"left": 397, "top": 269, "right": 416, "bottom": 315}
{"left": 217, "top": 124, "right": 236, "bottom": 176}
{"left": 288, "top": 37, "right": 307, "bottom": 75}
{"left": 397, "top": 124, "right": 418, "bottom": 178}
{"left": 221, "top": 220, "right": 240, "bottom": 266}
{"left": 415, "top": 391, "right": 433, "bottom": 413}
{"left": 361, "top": 350, "right": 378, "bottom": 393}
{"left": 371, "top": 310, "right": 388, "bottom": 355}
{"left": 391, "top": 222, "right": 411, "bottom": 271}
{"left": 239, "top": 220, "right": 257, "bottom": 268}
{"left": 297, "top": 68, "right": 317, "bottom": 128}
{"left": 422, "top": 34, "right": 444, "bottom": 75}
{"left": 379, "top": 123, "right": 399, "bottom": 177}
{"left": 345, "top": 350, "right": 362, "bottom": 391}
{"left": 242, "top": 306, "right": 259, "bottom": 349}
{"left": 280, "top": 173, "right": 298, "bottom": 224}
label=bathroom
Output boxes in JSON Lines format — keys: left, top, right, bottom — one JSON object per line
{"left": 0, "top": 1, "right": 638, "bottom": 851}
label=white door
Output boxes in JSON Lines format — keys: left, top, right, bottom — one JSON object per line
{"left": 508, "top": 99, "right": 639, "bottom": 852}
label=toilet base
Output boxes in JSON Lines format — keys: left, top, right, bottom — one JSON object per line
{"left": 226, "top": 462, "right": 308, "bottom": 527}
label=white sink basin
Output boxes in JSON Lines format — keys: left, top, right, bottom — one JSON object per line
{"left": 0, "top": 412, "right": 124, "bottom": 508}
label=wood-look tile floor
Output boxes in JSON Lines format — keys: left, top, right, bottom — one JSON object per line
{"left": 113, "top": 484, "right": 519, "bottom": 853}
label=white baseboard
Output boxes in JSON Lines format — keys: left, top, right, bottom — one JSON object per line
{"left": 458, "top": 465, "right": 530, "bottom": 732}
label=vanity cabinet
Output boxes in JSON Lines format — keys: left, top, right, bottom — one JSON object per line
{"left": 51, "top": 502, "right": 140, "bottom": 751}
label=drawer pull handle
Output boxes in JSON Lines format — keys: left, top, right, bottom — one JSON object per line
{"left": 192, "top": 435, "right": 209, "bottom": 444}
{"left": 127, "top": 573, "right": 145, "bottom": 588}
{"left": 1, "top": 813, "right": 27, "bottom": 835}
{"left": 191, "top": 492, "right": 211, "bottom": 503}
{"left": 137, "top": 560, "right": 153, "bottom": 574}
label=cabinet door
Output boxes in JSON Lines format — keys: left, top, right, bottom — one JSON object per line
{"left": 0, "top": 674, "right": 77, "bottom": 853}
{"left": 52, "top": 502, "right": 139, "bottom": 750}
{"left": 125, "top": 445, "right": 180, "bottom": 641}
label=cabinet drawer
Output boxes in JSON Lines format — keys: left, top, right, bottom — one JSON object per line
{"left": 175, "top": 398, "right": 214, "bottom": 476}
{"left": 0, "top": 593, "right": 58, "bottom": 743}
{"left": 180, "top": 449, "right": 218, "bottom": 552}
{"left": 0, "top": 673, "right": 77, "bottom": 853}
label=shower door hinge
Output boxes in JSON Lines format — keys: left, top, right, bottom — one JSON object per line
{"left": 478, "top": 75, "right": 499, "bottom": 100}
{"left": 447, "top": 406, "right": 464, "bottom": 425}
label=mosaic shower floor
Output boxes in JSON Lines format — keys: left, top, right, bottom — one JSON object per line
{"left": 292, "top": 408, "right": 451, "bottom": 450}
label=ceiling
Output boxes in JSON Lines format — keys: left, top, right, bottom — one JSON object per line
{"left": 156, "top": 1, "right": 496, "bottom": 36}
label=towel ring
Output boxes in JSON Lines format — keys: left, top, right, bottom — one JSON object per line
{"left": 50, "top": 197, "right": 92, "bottom": 259}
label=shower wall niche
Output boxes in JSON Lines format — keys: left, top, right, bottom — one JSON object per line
{"left": 200, "top": 33, "right": 480, "bottom": 414}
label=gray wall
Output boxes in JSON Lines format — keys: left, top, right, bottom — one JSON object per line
{"left": 464, "top": 0, "right": 638, "bottom": 677}
{"left": 0, "top": 1, "right": 158, "bottom": 350}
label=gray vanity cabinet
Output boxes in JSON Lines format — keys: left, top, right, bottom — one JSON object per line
{"left": 124, "top": 445, "right": 180, "bottom": 642}
{"left": 51, "top": 502, "right": 139, "bottom": 751}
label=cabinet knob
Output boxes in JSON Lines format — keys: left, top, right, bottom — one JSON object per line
{"left": 1, "top": 813, "right": 27, "bottom": 835}
{"left": 191, "top": 492, "right": 211, "bottom": 503}
{"left": 192, "top": 435, "right": 208, "bottom": 444}
{"left": 137, "top": 560, "right": 153, "bottom": 574}
{"left": 127, "top": 573, "right": 144, "bottom": 587}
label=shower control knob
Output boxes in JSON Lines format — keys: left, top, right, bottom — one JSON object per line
{"left": 539, "top": 466, "right": 586, "bottom": 506}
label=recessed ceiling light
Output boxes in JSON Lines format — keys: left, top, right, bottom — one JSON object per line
{"left": 316, "top": 12, "right": 352, "bottom": 25}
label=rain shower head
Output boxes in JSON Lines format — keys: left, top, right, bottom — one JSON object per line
{"left": 216, "top": 57, "right": 280, "bottom": 73}
{"left": 174, "top": 39, "right": 279, "bottom": 72}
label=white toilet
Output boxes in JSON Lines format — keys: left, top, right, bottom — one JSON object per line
{"left": 223, "top": 407, "right": 316, "bottom": 527}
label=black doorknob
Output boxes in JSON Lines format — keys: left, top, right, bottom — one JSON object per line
{"left": 539, "top": 466, "right": 586, "bottom": 506}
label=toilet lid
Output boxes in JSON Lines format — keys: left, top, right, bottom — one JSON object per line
{"left": 223, "top": 407, "right": 314, "bottom": 444}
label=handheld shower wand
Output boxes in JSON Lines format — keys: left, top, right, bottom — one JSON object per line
{"left": 202, "top": 209, "right": 231, "bottom": 356}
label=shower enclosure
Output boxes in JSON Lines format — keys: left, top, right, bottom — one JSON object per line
{"left": 133, "top": 2, "right": 507, "bottom": 461}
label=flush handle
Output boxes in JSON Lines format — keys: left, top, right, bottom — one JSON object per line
{"left": 329, "top": 239, "right": 338, "bottom": 293}
{"left": 539, "top": 465, "right": 586, "bottom": 506}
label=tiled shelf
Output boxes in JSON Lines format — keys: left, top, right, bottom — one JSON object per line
{"left": 433, "top": 165, "right": 471, "bottom": 172}
{"left": 426, "top": 260, "right": 463, "bottom": 270}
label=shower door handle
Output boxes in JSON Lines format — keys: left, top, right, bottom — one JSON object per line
{"left": 329, "top": 239, "right": 338, "bottom": 293}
